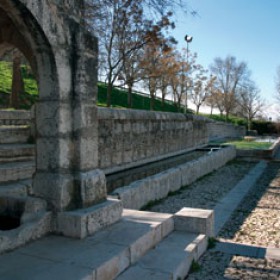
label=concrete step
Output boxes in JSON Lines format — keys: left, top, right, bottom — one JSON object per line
{"left": 0, "top": 161, "right": 35, "bottom": 183}
{"left": 0, "top": 126, "right": 31, "bottom": 144}
{"left": 0, "top": 144, "right": 35, "bottom": 163}
{"left": 117, "top": 232, "right": 207, "bottom": 280}
{"left": 0, "top": 179, "right": 31, "bottom": 197}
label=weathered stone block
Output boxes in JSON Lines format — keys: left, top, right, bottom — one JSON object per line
{"left": 33, "top": 172, "right": 74, "bottom": 211}
{"left": 174, "top": 207, "right": 214, "bottom": 237}
{"left": 36, "top": 137, "right": 73, "bottom": 170}
{"left": 167, "top": 168, "right": 182, "bottom": 193}
{"left": 75, "top": 169, "right": 107, "bottom": 208}
{"left": 74, "top": 136, "right": 99, "bottom": 170}
{"left": 36, "top": 101, "right": 72, "bottom": 137}
{"left": 57, "top": 198, "right": 123, "bottom": 238}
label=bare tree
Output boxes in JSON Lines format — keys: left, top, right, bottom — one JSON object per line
{"left": 86, "top": 0, "right": 179, "bottom": 107}
{"left": 275, "top": 66, "right": 280, "bottom": 103}
{"left": 205, "top": 76, "right": 217, "bottom": 115}
{"left": 235, "top": 81, "right": 265, "bottom": 130}
{"left": 190, "top": 69, "right": 216, "bottom": 114}
{"left": 210, "top": 56, "right": 249, "bottom": 121}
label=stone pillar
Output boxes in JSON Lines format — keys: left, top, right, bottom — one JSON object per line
{"left": 32, "top": 13, "right": 108, "bottom": 212}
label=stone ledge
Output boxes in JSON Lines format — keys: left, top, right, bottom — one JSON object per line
{"left": 57, "top": 198, "right": 123, "bottom": 239}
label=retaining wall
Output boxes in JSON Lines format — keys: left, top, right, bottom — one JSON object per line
{"left": 208, "top": 121, "right": 246, "bottom": 141}
{"left": 110, "top": 145, "right": 236, "bottom": 210}
{"left": 236, "top": 138, "right": 280, "bottom": 158}
{"left": 98, "top": 108, "right": 209, "bottom": 173}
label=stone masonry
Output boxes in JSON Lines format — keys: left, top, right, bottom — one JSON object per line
{"left": 0, "top": 0, "right": 122, "bottom": 239}
{"left": 98, "top": 108, "right": 209, "bottom": 173}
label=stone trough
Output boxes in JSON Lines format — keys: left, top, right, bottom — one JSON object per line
{"left": 110, "top": 145, "right": 236, "bottom": 210}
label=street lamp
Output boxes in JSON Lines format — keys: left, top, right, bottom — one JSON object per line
{"left": 184, "top": 34, "right": 193, "bottom": 57}
{"left": 184, "top": 34, "right": 193, "bottom": 113}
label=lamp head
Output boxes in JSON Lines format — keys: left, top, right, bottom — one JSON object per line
{"left": 184, "top": 35, "right": 193, "bottom": 43}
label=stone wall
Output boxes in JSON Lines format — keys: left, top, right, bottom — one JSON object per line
{"left": 208, "top": 121, "right": 246, "bottom": 141}
{"left": 98, "top": 108, "right": 209, "bottom": 173}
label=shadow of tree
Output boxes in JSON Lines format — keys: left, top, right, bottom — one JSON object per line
{"left": 217, "top": 162, "right": 280, "bottom": 243}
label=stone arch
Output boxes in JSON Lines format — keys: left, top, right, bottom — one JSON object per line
{"left": 0, "top": 1, "right": 58, "bottom": 93}
{"left": 0, "top": 1, "right": 121, "bottom": 227}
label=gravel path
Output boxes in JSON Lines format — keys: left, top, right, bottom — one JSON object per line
{"left": 218, "top": 162, "right": 280, "bottom": 248}
{"left": 187, "top": 161, "right": 280, "bottom": 279}
{"left": 146, "top": 159, "right": 280, "bottom": 279}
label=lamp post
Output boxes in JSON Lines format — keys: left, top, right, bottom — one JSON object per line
{"left": 184, "top": 35, "right": 193, "bottom": 57}
{"left": 184, "top": 34, "right": 193, "bottom": 113}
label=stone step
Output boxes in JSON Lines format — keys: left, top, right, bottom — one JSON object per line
{"left": 0, "top": 179, "right": 31, "bottom": 197}
{"left": 0, "top": 207, "right": 213, "bottom": 280}
{"left": 0, "top": 161, "right": 35, "bottom": 183}
{"left": 0, "top": 210, "right": 174, "bottom": 279}
{"left": 0, "top": 126, "right": 31, "bottom": 144}
{"left": 0, "top": 144, "right": 35, "bottom": 163}
{"left": 117, "top": 232, "right": 207, "bottom": 280}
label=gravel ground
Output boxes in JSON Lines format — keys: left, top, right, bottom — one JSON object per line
{"left": 218, "top": 162, "right": 280, "bottom": 248}
{"left": 146, "top": 159, "right": 280, "bottom": 279}
{"left": 148, "top": 160, "right": 255, "bottom": 213}
{"left": 187, "top": 161, "right": 280, "bottom": 279}
{"left": 187, "top": 251, "right": 280, "bottom": 280}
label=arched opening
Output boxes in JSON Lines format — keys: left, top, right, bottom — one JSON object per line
{"left": 0, "top": 1, "right": 60, "bottom": 210}
{"left": 0, "top": 0, "right": 123, "bottom": 243}
{"left": 0, "top": 46, "right": 38, "bottom": 109}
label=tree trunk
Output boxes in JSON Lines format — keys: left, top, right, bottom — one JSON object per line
{"left": 11, "top": 49, "right": 24, "bottom": 109}
{"left": 106, "top": 70, "right": 113, "bottom": 107}
{"left": 127, "top": 84, "right": 133, "bottom": 108}
{"left": 196, "top": 105, "right": 200, "bottom": 115}
{"left": 161, "top": 88, "right": 166, "bottom": 109}
{"left": 150, "top": 92, "right": 155, "bottom": 111}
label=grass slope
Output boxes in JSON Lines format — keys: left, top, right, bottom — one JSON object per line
{"left": 0, "top": 61, "right": 191, "bottom": 113}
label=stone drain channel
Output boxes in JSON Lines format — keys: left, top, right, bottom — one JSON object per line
{"left": 108, "top": 146, "right": 236, "bottom": 210}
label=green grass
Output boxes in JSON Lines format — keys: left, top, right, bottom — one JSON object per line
{"left": 97, "top": 82, "right": 192, "bottom": 113}
{"left": 0, "top": 61, "right": 38, "bottom": 95}
{"left": 0, "top": 61, "right": 191, "bottom": 113}
{"left": 223, "top": 140, "right": 272, "bottom": 150}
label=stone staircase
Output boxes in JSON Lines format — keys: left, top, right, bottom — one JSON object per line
{"left": 0, "top": 111, "right": 35, "bottom": 197}
{"left": 0, "top": 208, "right": 213, "bottom": 280}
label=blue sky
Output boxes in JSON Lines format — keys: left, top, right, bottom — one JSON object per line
{"left": 172, "top": 0, "right": 280, "bottom": 106}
